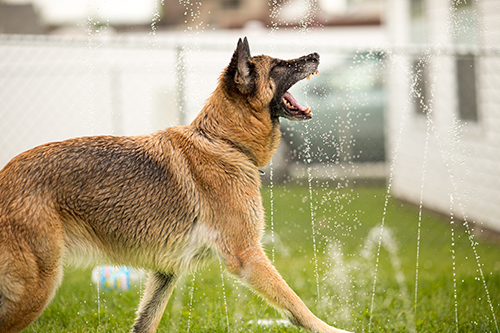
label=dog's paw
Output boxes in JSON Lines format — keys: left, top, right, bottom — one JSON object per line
{"left": 313, "top": 322, "right": 353, "bottom": 333}
{"left": 332, "top": 328, "right": 353, "bottom": 333}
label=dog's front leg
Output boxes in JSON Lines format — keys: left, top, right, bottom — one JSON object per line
{"left": 131, "top": 271, "right": 178, "bottom": 333}
{"left": 225, "top": 245, "right": 352, "bottom": 333}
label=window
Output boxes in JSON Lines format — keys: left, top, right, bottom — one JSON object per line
{"left": 410, "top": 0, "right": 429, "bottom": 116}
{"left": 456, "top": 55, "right": 478, "bottom": 122}
{"left": 222, "top": 0, "right": 241, "bottom": 9}
{"left": 453, "top": 0, "right": 479, "bottom": 122}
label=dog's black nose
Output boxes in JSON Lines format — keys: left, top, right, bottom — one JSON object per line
{"left": 308, "top": 53, "right": 320, "bottom": 62}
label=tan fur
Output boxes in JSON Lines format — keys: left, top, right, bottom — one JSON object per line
{"left": 0, "top": 38, "right": 350, "bottom": 333}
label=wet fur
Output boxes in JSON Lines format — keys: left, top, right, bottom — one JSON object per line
{"left": 0, "top": 38, "right": 349, "bottom": 333}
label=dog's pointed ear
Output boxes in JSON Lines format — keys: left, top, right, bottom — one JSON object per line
{"left": 233, "top": 37, "right": 252, "bottom": 93}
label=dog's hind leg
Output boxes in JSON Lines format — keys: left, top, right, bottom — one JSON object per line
{"left": 224, "top": 244, "right": 352, "bottom": 333}
{"left": 0, "top": 238, "right": 63, "bottom": 333}
{"left": 132, "top": 271, "right": 178, "bottom": 333}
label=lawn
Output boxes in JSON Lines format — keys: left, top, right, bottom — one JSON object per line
{"left": 26, "top": 185, "right": 500, "bottom": 332}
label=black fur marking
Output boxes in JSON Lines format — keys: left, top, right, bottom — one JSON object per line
{"left": 223, "top": 37, "right": 256, "bottom": 97}
{"left": 269, "top": 53, "right": 320, "bottom": 120}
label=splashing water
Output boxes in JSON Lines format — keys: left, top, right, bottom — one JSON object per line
{"left": 304, "top": 123, "right": 321, "bottom": 302}
{"left": 149, "top": 0, "right": 164, "bottom": 39}
{"left": 178, "top": 0, "right": 206, "bottom": 32}
{"left": 449, "top": 195, "right": 459, "bottom": 333}
{"left": 368, "top": 50, "right": 414, "bottom": 333}
{"left": 407, "top": 46, "right": 499, "bottom": 331}
{"left": 269, "top": 0, "right": 320, "bottom": 35}
{"left": 379, "top": 41, "right": 499, "bottom": 331}
{"left": 322, "top": 225, "right": 417, "bottom": 330}
{"left": 218, "top": 258, "right": 230, "bottom": 330}
{"left": 83, "top": 15, "right": 98, "bottom": 134}
{"left": 186, "top": 273, "right": 196, "bottom": 332}
{"left": 425, "top": 110, "right": 500, "bottom": 333}
{"left": 269, "top": 159, "right": 276, "bottom": 263}
{"left": 322, "top": 240, "right": 353, "bottom": 323}
{"left": 390, "top": 50, "right": 437, "bottom": 324}
{"left": 84, "top": 10, "right": 101, "bottom": 325}
{"left": 96, "top": 273, "right": 100, "bottom": 328}
{"left": 363, "top": 226, "right": 416, "bottom": 333}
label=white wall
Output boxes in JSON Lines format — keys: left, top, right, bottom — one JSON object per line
{"left": 386, "top": 0, "right": 500, "bottom": 232}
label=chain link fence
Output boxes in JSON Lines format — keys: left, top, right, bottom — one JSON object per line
{"left": 0, "top": 33, "right": 387, "bottom": 177}
{"left": 0, "top": 35, "right": 181, "bottom": 168}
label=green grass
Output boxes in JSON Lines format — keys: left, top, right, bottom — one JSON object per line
{"left": 26, "top": 185, "right": 500, "bottom": 332}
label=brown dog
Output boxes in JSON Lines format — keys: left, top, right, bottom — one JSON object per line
{"left": 0, "top": 38, "right": 350, "bottom": 333}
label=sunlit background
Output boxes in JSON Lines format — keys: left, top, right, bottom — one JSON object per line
{"left": 1, "top": 0, "right": 500, "bottom": 332}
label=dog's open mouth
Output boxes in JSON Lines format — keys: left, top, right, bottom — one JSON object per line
{"left": 281, "top": 70, "right": 319, "bottom": 120}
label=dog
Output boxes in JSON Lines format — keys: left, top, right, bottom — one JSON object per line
{"left": 0, "top": 37, "right": 350, "bottom": 333}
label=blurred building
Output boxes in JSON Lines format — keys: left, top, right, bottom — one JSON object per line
{"left": 386, "top": 0, "right": 500, "bottom": 233}
{"left": 0, "top": 3, "right": 45, "bottom": 34}
{"left": 0, "top": 0, "right": 385, "bottom": 33}
{"left": 158, "top": 0, "right": 384, "bottom": 30}
{"left": 160, "top": 0, "right": 270, "bottom": 29}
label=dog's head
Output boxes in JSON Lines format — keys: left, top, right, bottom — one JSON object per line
{"left": 223, "top": 37, "right": 319, "bottom": 121}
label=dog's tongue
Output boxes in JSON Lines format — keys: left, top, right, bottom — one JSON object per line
{"left": 283, "top": 91, "right": 309, "bottom": 112}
